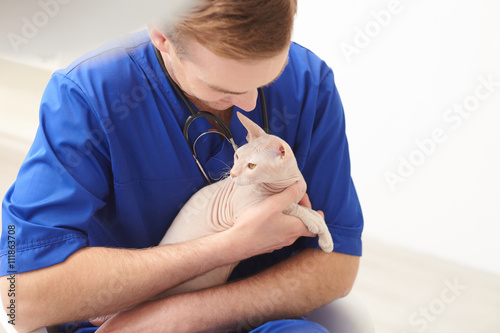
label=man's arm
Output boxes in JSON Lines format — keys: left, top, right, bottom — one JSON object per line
{"left": 0, "top": 182, "right": 312, "bottom": 333}
{"left": 97, "top": 248, "right": 359, "bottom": 333}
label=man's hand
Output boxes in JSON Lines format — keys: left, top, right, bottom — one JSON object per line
{"left": 298, "top": 191, "right": 312, "bottom": 208}
{"left": 89, "top": 314, "right": 114, "bottom": 327}
{"left": 228, "top": 180, "right": 316, "bottom": 257}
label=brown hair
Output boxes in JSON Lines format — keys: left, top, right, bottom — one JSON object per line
{"left": 163, "top": 0, "right": 297, "bottom": 60}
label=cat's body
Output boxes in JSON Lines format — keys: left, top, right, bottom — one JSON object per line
{"left": 159, "top": 112, "right": 333, "bottom": 297}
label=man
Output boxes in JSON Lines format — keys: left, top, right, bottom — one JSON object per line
{"left": 0, "top": 0, "right": 364, "bottom": 332}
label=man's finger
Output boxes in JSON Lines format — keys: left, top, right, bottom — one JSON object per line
{"left": 298, "top": 192, "right": 312, "bottom": 209}
{"left": 268, "top": 180, "right": 307, "bottom": 211}
{"left": 89, "top": 314, "right": 114, "bottom": 326}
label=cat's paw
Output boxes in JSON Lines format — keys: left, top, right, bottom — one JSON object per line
{"left": 318, "top": 232, "right": 334, "bottom": 253}
{"left": 306, "top": 221, "right": 321, "bottom": 234}
{"left": 306, "top": 210, "right": 333, "bottom": 252}
{"left": 305, "top": 210, "right": 325, "bottom": 234}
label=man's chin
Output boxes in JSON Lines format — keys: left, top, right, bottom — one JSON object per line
{"left": 207, "top": 101, "right": 234, "bottom": 111}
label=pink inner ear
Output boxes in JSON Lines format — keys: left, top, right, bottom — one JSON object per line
{"left": 265, "top": 138, "right": 286, "bottom": 160}
{"left": 279, "top": 144, "right": 286, "bottom": 158}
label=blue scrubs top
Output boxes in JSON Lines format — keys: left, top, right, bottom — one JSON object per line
{"left": 1, "top": 30, "right": 363, "bottom": 328}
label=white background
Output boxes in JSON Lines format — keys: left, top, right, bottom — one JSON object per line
{"left": 293, "top": 0, "right": 500, "bottom": 275}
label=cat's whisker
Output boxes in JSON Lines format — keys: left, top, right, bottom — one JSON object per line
{"left": 209, "top": 169, "right": 232, "bottom": 182}
{"left": 209, "top": 157, "right": 233, "bottom": 181}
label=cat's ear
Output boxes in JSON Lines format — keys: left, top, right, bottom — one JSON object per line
{"left": 266, "top": 137, "right": 287, "bottom": 162}
{"left": 237, "top": 112, "right": 266, "bottom": 142}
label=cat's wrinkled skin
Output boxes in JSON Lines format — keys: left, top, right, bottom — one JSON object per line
{"left": 159, "top": 112, "right": 333, "bottom": 297}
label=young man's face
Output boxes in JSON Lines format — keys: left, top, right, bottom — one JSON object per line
{"left": 164, "top": 37, "right": 289, "bottom": 112}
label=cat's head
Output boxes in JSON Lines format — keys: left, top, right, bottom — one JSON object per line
{"left": 229, "top": 112, "right": 298, "bottom": 186}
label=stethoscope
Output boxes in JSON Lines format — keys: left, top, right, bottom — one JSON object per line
{"left": 154, "top": 46, "right": 270, "bottom": 183}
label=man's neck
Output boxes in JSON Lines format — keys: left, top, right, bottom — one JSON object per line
{"left": 183, "top": 94, "right": 232, "bottom": 131}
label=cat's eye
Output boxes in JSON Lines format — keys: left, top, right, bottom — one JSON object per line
{"left": 247, "top": 163, "right": 257, "bottom": 170}
{"left": 234, "top": 154, "right": 239, "bottom": 160}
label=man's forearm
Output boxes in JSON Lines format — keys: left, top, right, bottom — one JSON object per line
{"left": 1, "top": 231, "right": 247, "bottom": 332}
{"left": 98, "top": 248, "right": 360, "bottom": 333}
{"left": 171, "top": 248, "right": 359, "bottom": 332}
{"left": 2, "top": 182, "right": 311, "bottom": 332}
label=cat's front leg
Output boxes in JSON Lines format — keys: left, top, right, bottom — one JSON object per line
{"left": 283, "top": 203, "right": 334, "bottom": 252}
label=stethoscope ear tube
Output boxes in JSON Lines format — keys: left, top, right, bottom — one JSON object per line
{"left": 258, "top": 87, "right": 269, "bottom": 134}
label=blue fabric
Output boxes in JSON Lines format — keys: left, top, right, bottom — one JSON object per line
{"left": 0, "top": 30, "right": 363, "bottom": 329}
{"left": 250, "top": 319, "right": 330, "bottom": 333}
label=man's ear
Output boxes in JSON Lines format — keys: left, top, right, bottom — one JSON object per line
{"left": 148, "top": 25, "right": 168, "bottom": 52}
{"left": 237, "top": 112, "right": 266, "bottom": 142}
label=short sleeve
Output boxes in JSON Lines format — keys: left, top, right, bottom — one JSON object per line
{"left": 297, "top": 62, "right": 363, "bottom": 256}
{"left": 1, "top": 73, "right": 112, "bottom": 275}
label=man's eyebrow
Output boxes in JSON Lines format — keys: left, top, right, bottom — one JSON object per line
{"left": 206, "top": 57, "right": 289, "bottom": 95}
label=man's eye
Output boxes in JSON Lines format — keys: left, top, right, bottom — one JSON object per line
{"left": 248, "top": 163, "right": 257, "bottom": 170}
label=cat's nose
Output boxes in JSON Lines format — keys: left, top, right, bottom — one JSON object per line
{"left": 230, "top": 170, "right": 236, "bottom": 179}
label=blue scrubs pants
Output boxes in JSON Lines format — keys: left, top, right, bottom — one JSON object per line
{"left": 250, "top": 319, "right": 330, "bottom": 332}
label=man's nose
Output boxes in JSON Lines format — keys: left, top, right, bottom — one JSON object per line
{"left": 232, "top": 89, "right": 258, "bottom": 111}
